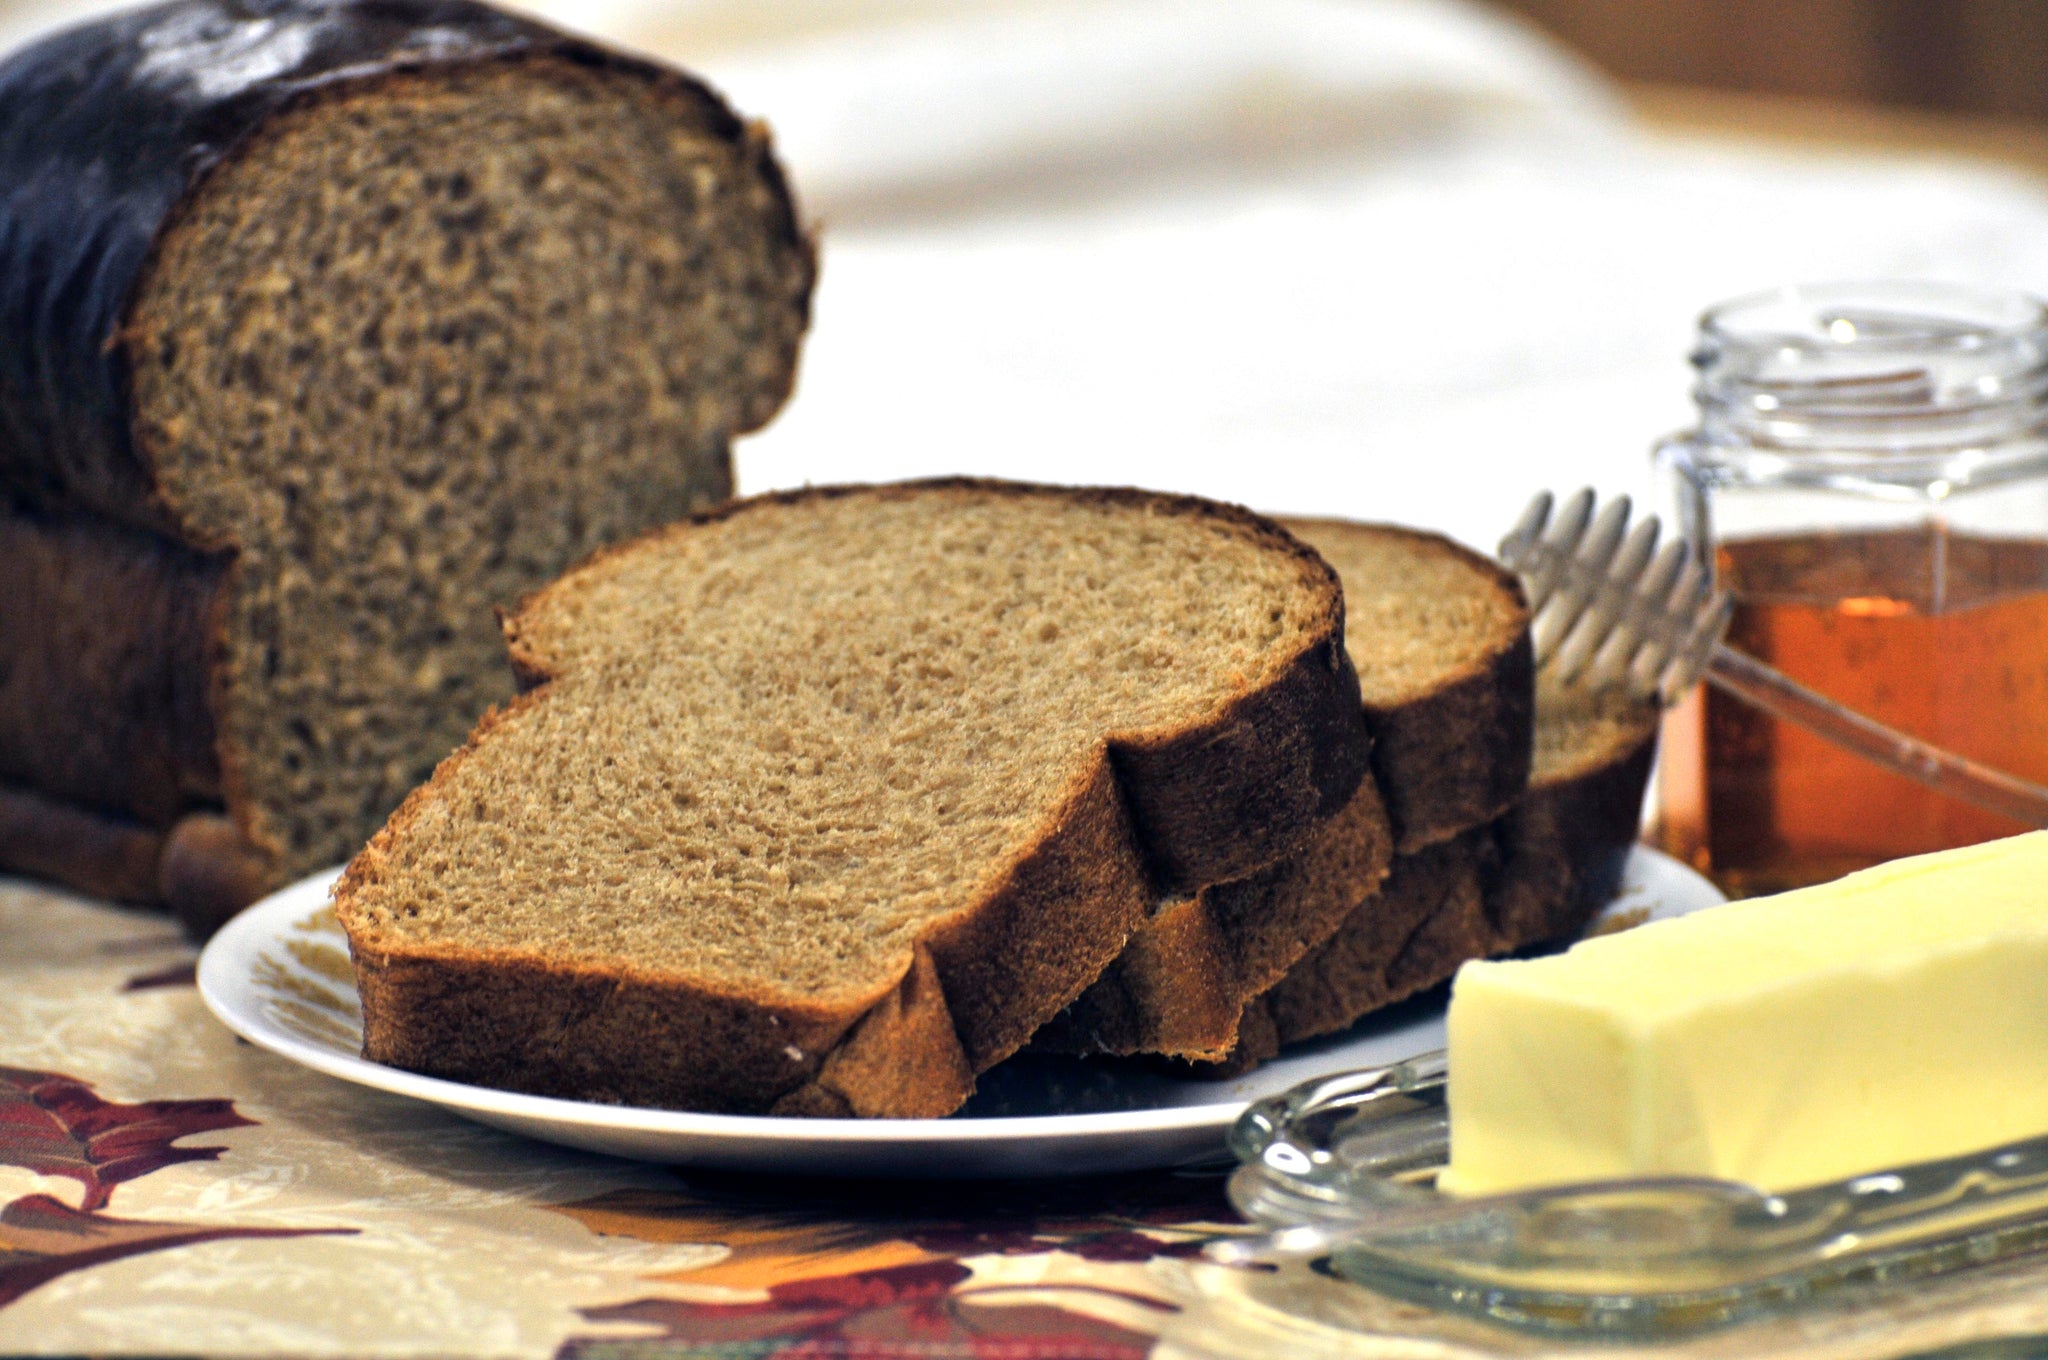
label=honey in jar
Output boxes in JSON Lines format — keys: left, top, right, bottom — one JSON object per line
{"left": 1657, "top": 528, "right": 2048, "bottom": 895}
{"left": 1652, "top": 283, "right": 2048, "bottom": 895}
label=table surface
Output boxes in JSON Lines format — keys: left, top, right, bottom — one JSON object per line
{"left": 18, "top": 863, "right": 2048, "bottom": 1360}
{"left": 12, "top": 86, "right": 2048, "bottom": 1360}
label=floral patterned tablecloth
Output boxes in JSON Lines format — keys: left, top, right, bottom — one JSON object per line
{"left": 9, "top": 872, "right": 2048, "bottom": 1360}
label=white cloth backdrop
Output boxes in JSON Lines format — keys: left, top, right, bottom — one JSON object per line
{"left": 11, "top": 0, "right": 2048, "bottom": 549}
{"left": 521, "top": 0, "right": 2048, "bottom": 550}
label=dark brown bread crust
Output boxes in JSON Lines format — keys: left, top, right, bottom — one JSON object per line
{"left": 1278, "top": 520, "right": 1534, "bottom": 855}
{"left": 0, "top": 0, "right": 813, "bottom": 915}
{"left": 1257, "top": 827, "right": 1497, "bottom": 1053}
{"left": 341, "top": 480, "right": 1375, "bottom": 1117}
{"left": 1368, "top": 640, "right": 1535, "bottom": 853}
{"left": 0, "top": 506, "right": 271, "bottom": 924}
{"left": 1487, "top": 716, "right": 1659, "bottom": 948}
{"left": 354, "top": 944, "right": 859, "bottom": 1115}
{"left": 0, "top": 509, "right": 225, "bottom": 827}
{"left": 0, "top": 783, "right": 165, "bottom": 903}
{"left": 1110, "top": 644, "right": 1371, "bottom": 891}
{"left": 1212, "top": 700, "right": 1658, "bottom": 1075}
{"left": 0, "top": 786, "right": 271, "bottom": 929}
{"left": 158, "top": 811, "right": 278, "bottom": 937}
{"left": 1033, "top": 772, "right": 1392, "bottom": 1061}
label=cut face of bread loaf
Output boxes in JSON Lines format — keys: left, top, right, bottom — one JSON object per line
{"left": 1035, "top": 519, "right": 1526, "bottom": 1062}
{"left": 335, "top": 481, "right": 1373, "bottom": 1118}
{"left": 0, "top": 0, "right": 813, "bottom": 929}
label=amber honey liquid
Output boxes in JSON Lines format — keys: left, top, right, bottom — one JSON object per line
{"left": 1657, "top": 529, "right": 2048, "bottom": 896}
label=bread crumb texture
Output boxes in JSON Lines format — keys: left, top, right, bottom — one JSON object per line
{"left": 126, "top": 56, "right": 809, "bottom": 879}
{"left": 1287, "top": 522, "right": 1525, "bottom": 709}
{"left": 1532, "top": 678, "right": 1657, "bottom": 783}
{"left": 337, "top": 484, "right": 1344, "bottom": 1114}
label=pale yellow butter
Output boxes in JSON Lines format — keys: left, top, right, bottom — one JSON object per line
{"left": 1443, "top": 832, "right": 2048, "bottom": 1195}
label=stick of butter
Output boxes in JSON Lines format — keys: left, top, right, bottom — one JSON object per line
{"left": 1443, "top": 831, "right": 2048, "bottom": 1195}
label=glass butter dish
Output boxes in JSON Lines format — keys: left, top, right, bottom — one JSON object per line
{"left": 1220, "top": 1053, "right": 2048, "bottom": 1336}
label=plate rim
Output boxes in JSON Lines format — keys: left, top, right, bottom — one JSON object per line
{"left": 196, "top": 868, "right": 1249, "bottom": 1145}
{"left": 197, "top": 846, "right": 1722, "bottom": 1152}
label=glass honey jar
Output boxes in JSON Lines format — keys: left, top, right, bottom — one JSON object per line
{"left": 1653, "top": 281, "right": 2048, "bottom": 897}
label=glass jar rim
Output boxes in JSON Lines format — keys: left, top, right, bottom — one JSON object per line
{"left": 1699, "top": 280, "right": 2048, "bottom": 360}
{"left": 1684, "top": 280, "right": 2048, "bottom": 478}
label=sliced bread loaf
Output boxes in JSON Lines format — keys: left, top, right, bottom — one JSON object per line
{"left": 0, "top": 0, "right": 813, "bottom": 931}
{"left": 1235, "top": 678, "right": 1659, "bottom": 1066}
{"left": 1033, "top": 519, "right": 1527, "bottom": 1061}
{"left": 334, "top": 480, "right": 1373, "bottom": 1118}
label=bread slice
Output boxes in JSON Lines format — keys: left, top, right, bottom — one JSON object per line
{"left": 1283, "top": 520, "right": 1534, "bottom": 854}
{"left": 1029, "top": 773, "right": 1393, "bottom": 1062}
{"left": 1236, "top": 679, "right": 1659, "bottom": 1065}
{"left": 0, "top": 0, "right": 814, "bottom": 932}
{"left": 1487, "top": 681, "right": 1663, "bottom": 949}
{"left": 334, "top": 481, "right": 1374, "bottom": 1118}
{"left": 1032, "top": 519, "right": 1526, "bottom": 1061}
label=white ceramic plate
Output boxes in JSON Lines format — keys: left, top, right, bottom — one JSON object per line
{"left": 197, "top": 847, "right": 1720, "bottom": 1178}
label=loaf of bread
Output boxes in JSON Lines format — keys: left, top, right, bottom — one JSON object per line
{"left": 0, "top": 0, "right": 814, "bottom": 931}
{"left": 1034, "top": 520, "right": 1531, "bottom": 1062}
{"left": 333, "top": 480, "right": 1374, "bottom": 1118}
